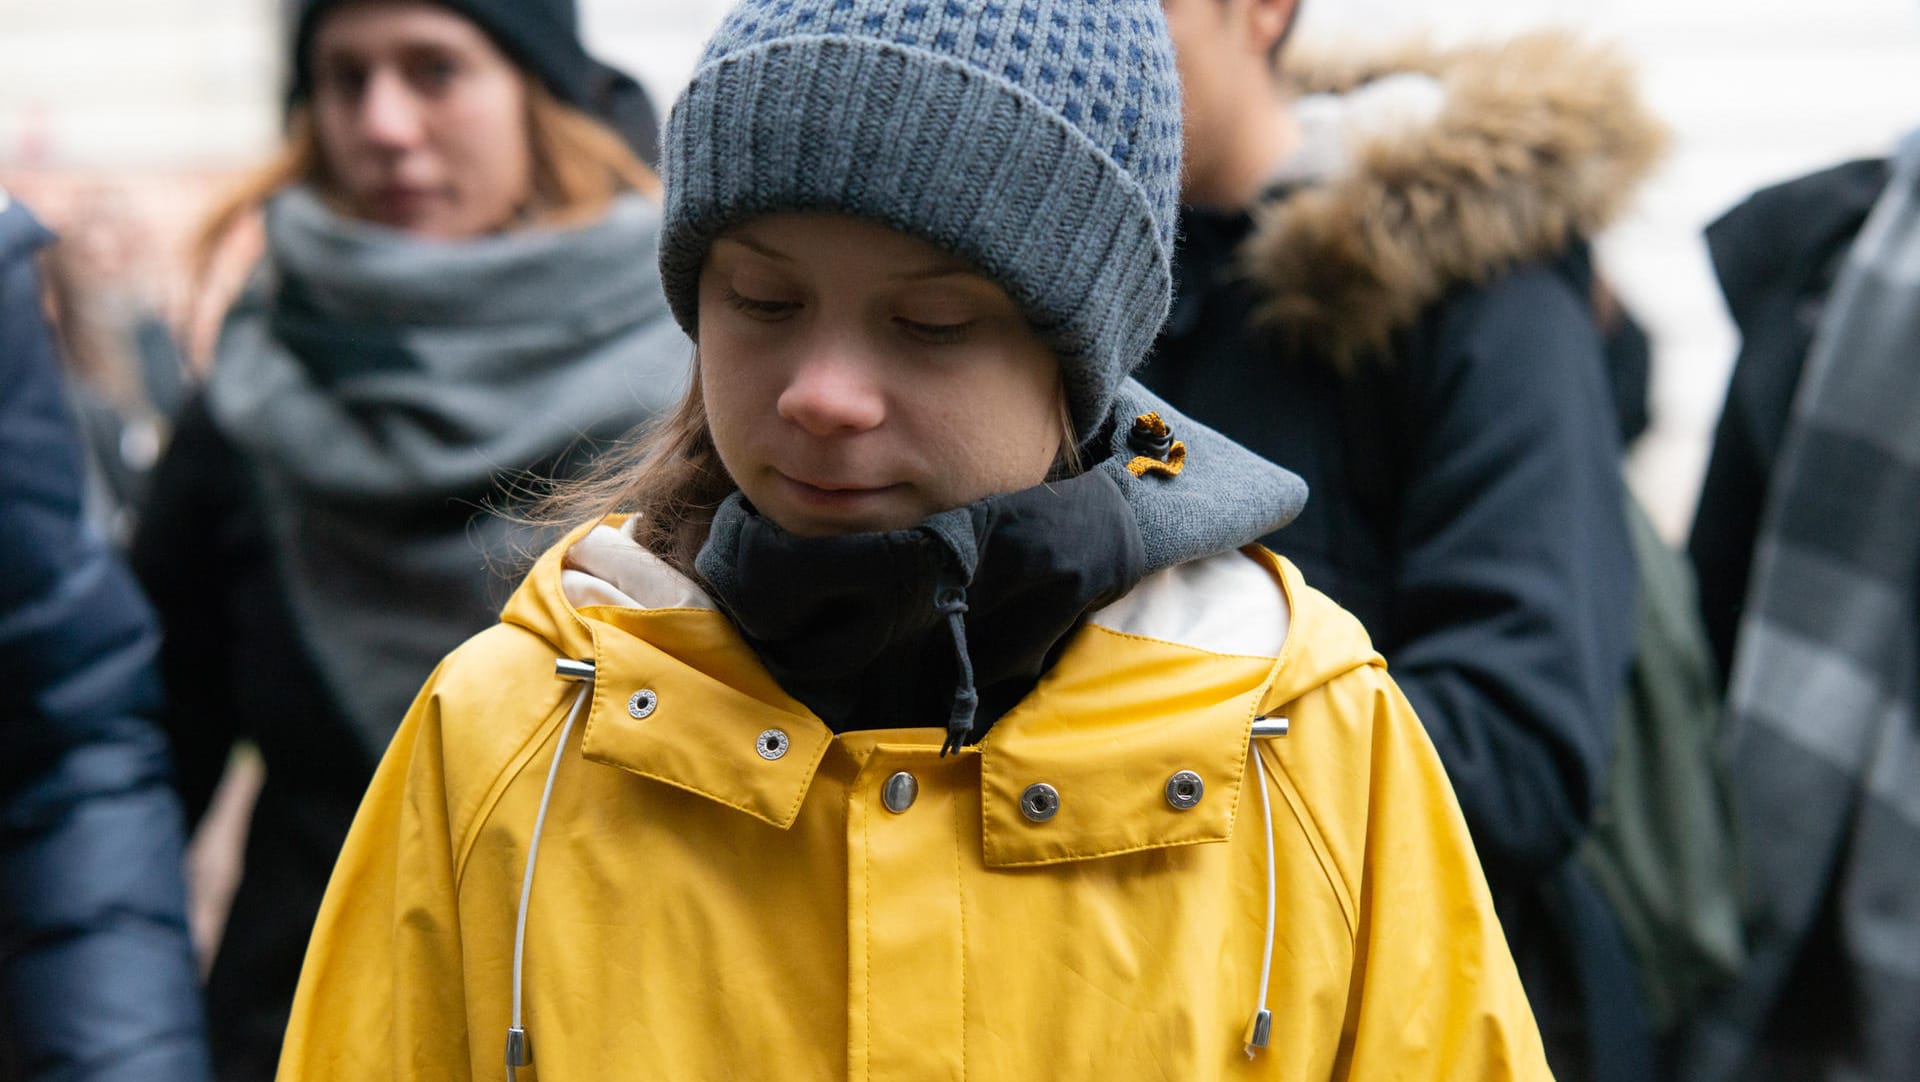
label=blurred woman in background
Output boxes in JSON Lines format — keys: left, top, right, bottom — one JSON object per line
{"left": 129, "top": 2, "right": 689, "bottom": 1077}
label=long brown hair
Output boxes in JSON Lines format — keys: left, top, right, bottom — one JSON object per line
{"left": 187, "top": 81, "right": 660, "bottom": 338}
{"left": 522, "top": 356, "right": 725, "bottom": 577}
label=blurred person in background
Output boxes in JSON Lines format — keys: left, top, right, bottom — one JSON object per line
{"left": 39, "top": 188, "right": 192, "bottom": 546}
{"left": 1, "top": 189, "right": 209, "bottom": 1082}
{"left": 1682, "top": 125, "right": 1920, "bottom": 1082}
{"left": 1140, "top": 2, "right": 1670, "bottom": 1079}
{"left": 127, "top": 1, "right": 690, "bottom": 1078}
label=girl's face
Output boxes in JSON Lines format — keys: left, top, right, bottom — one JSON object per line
{"left": 309, "top": 1, "right": 533, "bottom": 238}
{"left": 699, "top": 214, "right": 1067, "bottom": 538}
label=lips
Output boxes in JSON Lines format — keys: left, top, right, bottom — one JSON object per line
{"left": 786, "top": 474, "right": 885, "bottom": 492}
{"left": 780, "top": 473, "right": 898, "bottom": 499}
{"left": 762, "top": 472, "right": 917, "bottom": 536}
{"left": 369, "top": 185, "right": 437, "bottom": 222}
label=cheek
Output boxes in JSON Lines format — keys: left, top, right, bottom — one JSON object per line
{"left": 697, "top": 346, "right": 734, "bottom": 433}
{"left": 313, "top": 105, "right": 363, "bottom": 179}
{"left": 1007, "top": 350, "right": 1069, "bottom": 451}
{"left": 695, "top": 336, "right": 765, "bottom": 465}
{"left": 1000, "top": 394, "right": 1070, "bottom": 482}
{"left": 447, "top": 90, "right": 531, "bottom": 201}
{"left": 930, "top": 355, "right": 1065, "bottom": 493}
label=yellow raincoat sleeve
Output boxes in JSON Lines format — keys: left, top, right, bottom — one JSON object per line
{"left": 276, "top": 659, "right": 475, "bottom": 1080}
{"left": 1269, "top": 659, "right": 1553, "bottom": 1080}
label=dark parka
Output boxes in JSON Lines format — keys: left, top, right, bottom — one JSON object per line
{"left": 1139, "top": 35, "right": 1661, "bottom": 1082}
{"left": 1688, "top": 156, "right": 1892, "bottom": 687}
{"left": 129, "top": 399, "right": 376, "bottom": 1082}
{"left": 0, "top": 196, "right": 210, "bottom": 1081}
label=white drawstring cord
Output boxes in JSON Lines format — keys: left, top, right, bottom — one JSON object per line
{"left": 1245, "top": 737, "right": 1280, "bottom": 1058}
{"left": 507, "top": 666, "right": 595, "bottom": 1082}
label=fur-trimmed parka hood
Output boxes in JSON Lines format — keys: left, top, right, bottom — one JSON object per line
{"left": 1243, "top": 33, "right": 1667, "bottom": 367}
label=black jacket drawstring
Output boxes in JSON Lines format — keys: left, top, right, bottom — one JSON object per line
{"left": 935, "top": 584, "right": 979, "bottom": 756}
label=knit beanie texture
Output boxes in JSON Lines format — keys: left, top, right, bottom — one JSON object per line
{"left": 659, "top": 0, "right": 1183, "bottom": 439}
{"left": 290, "top": 0, "right": 593, "bottom": 108}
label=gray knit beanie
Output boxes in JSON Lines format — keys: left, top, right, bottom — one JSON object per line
{"left": 659, "top": 0, "right": 1183, "bottom": 440}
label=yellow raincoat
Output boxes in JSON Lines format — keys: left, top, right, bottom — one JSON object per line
{"left": 279, "top": 519, "right": 1550, "bottom": 1079}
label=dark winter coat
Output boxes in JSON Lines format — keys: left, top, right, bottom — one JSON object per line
{"left": 0, "top": 196, "right": 210, "bottom": 1081}
{"left": 1138, "top": 35, "right": 1660, "bottom": 1082}
{"left": 1689, "top": 157, "right": 1892, "bottom": 687}
{"left": 1682, "top": 148, "right": 1920, "bottom": 1082}
{"left": 128, "top": 397, "right": 373, "bottom": 1082}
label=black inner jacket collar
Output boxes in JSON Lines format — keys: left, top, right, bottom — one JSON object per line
{"left": 694, "top": 467, "right": 1147, "bottom": 745}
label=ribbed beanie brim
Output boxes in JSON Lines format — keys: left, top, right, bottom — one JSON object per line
{"left": 659, "top": 33, "right": 1173, "bottom": 439}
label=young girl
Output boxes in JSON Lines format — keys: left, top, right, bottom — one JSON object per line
{"left": 277, "top": 1, "right": 1550, "bottom": 1077}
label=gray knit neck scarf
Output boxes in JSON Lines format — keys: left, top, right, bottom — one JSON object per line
{"left": 208, "top": 185, "right": 691, "bottom": 756}
{"left": 1687, "top": 138, "right": 1920, "bottom": 1081}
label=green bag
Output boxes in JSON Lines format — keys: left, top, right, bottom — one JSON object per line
{"left": 1578, "top": 495, "right": 1746, "bottom": 1031}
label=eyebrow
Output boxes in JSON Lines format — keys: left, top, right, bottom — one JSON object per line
{"left": 895, "top": 261, "right": 982, "bottom": 284}
{"left": 716, "top": 232, "right": 795, "bottom": 264}
{"left": 718, "top": 230, "right": 986, "bottom": 284}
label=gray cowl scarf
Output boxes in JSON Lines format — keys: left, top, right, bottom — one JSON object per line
{"left": 208, "top": 186, "right": 691, "bottom": 756}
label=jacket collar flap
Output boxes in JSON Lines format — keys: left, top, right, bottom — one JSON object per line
{"left": 576, "top": 605, "right": 831, "bottom": 830}
{"left": 977, "top": 626, "right": 1277, "bottom": 868}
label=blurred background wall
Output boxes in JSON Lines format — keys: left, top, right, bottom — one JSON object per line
{"left": 4, "top": 0, "right": 1920, "bottom": 539}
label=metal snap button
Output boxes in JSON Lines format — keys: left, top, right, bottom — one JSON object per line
{"left": 627, "top": 689, "right": 657, "bottom": 720}
{"left": 882, "top": 772, "right": 919, "bottom": 813}
{"left": 1020, "top": 782, "right": 1060, "bottom": 823}
{"left": 755, "top": 728, "right": 790, "bottom": 761}
{"left": 1165, "top": 770, "right": 1204, "bottom": 810}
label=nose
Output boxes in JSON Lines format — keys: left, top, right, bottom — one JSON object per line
{"left": 775, "top": 342, "right": 887, "bottom": 437}
{"left": 357, "top": 68, "right": 425, "bottom": 150}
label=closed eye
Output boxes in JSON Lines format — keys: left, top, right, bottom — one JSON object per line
{"left": 723, "top": 286, "right": 799, "bottom": 321}
{"left": 897, "top": 318, "right": 974, "bottom": 345}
